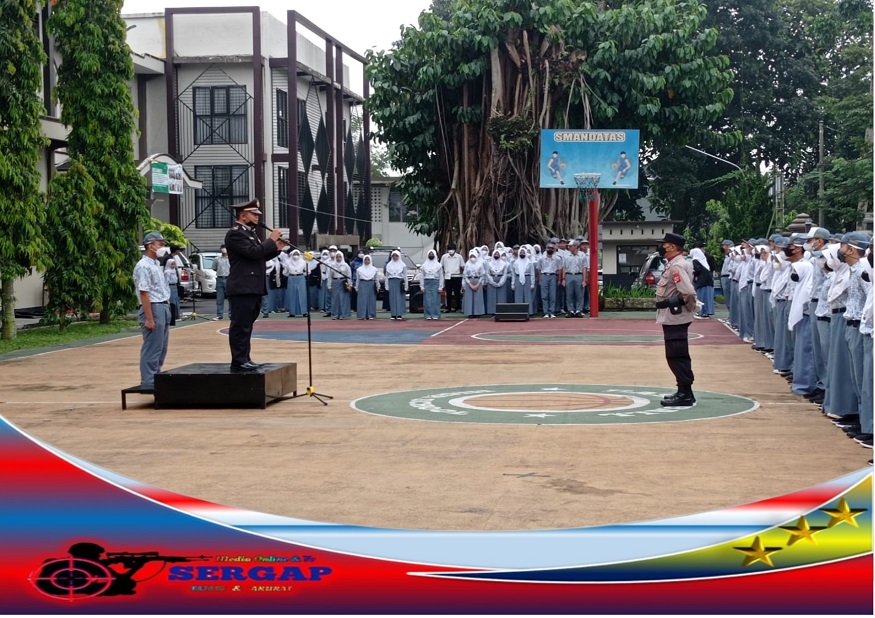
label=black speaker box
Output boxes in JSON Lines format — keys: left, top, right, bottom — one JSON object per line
{"left": 494, "top": 303, "right": 530, "bottom": 321}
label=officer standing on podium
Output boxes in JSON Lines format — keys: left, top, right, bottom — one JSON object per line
{"left": 224, "top": 199, "right": 282, "bottom": 372}
{"left": 654, "top": 232, "right": 698, "bottom": 406}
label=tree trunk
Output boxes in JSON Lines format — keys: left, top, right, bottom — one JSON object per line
{"left": 1, "top": 276, "right": 16, "bottom": 340}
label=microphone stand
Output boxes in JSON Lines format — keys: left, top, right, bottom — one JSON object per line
{"left": 259, "top": 224, "right": 335, "bottom": 406}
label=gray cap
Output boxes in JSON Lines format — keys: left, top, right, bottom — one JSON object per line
{"left": 842, "top": 231, "right": 871, "bottom": 250}
{"left": 789, "top": 233, "right": 806, "bottom": 247}
{"left": 721, "top": 239, "right": 734, "bottom": 246}
{"left": 550, "top": 237, "right": 560, "bottom": 244}
{"left": 830, "top": 233, "right": 843, "bottom": 242}
{"left": 143, "top": 231, "right": 165, "bottom": 245}
{"left": 579, "top": 238, "right": 590, "bottom": 244}
{"left": 773, "top": 236, "right": 789, "bottom": 248}
{"left": 800, "top": 227, "right": 831, "bottom": 240}
{"left": 769, "top": 233, "right": 783, "bottom": 242}
{"left": 569, "top": 240, "right": 579, "bottom": 247}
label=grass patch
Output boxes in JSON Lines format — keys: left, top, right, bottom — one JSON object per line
{"left": 715, "top": 294, "right": 725, "bottom": 304}
{"left": 602, "top": 283, "right": 656, "bottom": 298}
{"left": 0, "top": 320, "right": 139, "bottom": 355}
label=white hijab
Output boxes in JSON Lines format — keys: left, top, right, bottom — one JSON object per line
{"left": 464, "top": 250, "right": 482, "bottom": 277}
{"left": 788, "top": 260, "right": 813, "bottom": 331}
{"left": 690, "top": 248, "right": 709, "bottom": 272}
{"left": 286, "top": 249, "right": 305, "bottom": 274}
{"left": 357, "top": 255, "right": 377, "bottom": 280}
{"left": 514, "top": 249, "right": 531, "bottom": 284}
{"left": 421, "top": 250, "right": 442, "bottom": 276}
{"left": 385, "top": 250, "right": 406, "bottom": 277}
{"left": 825, "top": 246, "right": 850, "bottom": 303}
{"left": 488, "top": 251, "right": 507, "bottom": 275}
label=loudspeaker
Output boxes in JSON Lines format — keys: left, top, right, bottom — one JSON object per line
{"left": 494, "top": 303, "right": 530, "bottom": 321}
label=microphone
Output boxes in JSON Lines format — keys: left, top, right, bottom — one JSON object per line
{"left": 257, "top": 224, "right": 314, "bottom": 261}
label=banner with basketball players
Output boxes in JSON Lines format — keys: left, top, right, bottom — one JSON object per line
{"left": 540, "top": 129, "right": 640, "bottom": 190}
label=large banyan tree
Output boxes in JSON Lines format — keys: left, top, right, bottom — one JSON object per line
{"left": 366, "top": 0, "right": 738, "bottom": 248}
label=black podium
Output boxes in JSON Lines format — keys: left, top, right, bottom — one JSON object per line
{"left": 152, "top": 363, "right": 297, "bottom": 409}
{"left": 494, "top": 303, "right": 530, "bottom": 322}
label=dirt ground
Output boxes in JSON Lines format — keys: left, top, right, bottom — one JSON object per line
{"left": 0, "top": 312, "right": 868, "bottom": 531}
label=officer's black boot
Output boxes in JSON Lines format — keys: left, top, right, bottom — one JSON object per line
{"left": 660, "top": 387, "right": 696, "bottom": 407}
{"left": 661, "top": 390, "right": 681, "bottom": 403}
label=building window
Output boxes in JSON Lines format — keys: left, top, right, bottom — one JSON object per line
{"left": 277, "top": 167, "right": 288, "bottom": 228}
{"left": 615, "top": 244, "right": 654, "bottom": 275}
{"left": 276, "top": 89, "right": 288, "bottom": 149}
{"left": 194, "top": 165, "right": 250, "bottom": 228}
{"left": 388, "top": 188, "right": 407, "bottom": 223}
{"left": 193, "top": 86, "right": 248, "bottom": 145}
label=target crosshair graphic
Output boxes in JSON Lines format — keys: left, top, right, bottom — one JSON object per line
{"left": 29, "top": 557, "right": 113, "bottom": 601}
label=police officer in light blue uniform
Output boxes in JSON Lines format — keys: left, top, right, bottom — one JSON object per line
{"left": 562, "top": 240, "right": 588, "bottom": 317}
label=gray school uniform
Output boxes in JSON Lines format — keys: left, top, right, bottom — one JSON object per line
{"left": 539, "top": 254, "right": 563, "bottom": 315}
{"left": 563, "top": 252, "right": 588, "bottom": 314}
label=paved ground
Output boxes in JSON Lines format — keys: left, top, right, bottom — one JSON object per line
{"left": 1, "top": 306, "right": 869, "bottom": 531}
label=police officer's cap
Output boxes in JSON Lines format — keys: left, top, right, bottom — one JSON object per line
{"left": 721, "top": 239, "right": 734, "bottom": 246}
{"left": 143, "top": 231, "right": 165, "bottom": 245}
{"left": 842, "top": 231, "right": 871, "bottom": 250}
{"left": 232, "top": 198, "right": 262, "bottom": 215}
{"left": 660, "top": 232, "right": 686, "bottom": 248}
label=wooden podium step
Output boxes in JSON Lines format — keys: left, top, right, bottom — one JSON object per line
{"left": 153, "top": 363, "right": 297, "bottom": 410}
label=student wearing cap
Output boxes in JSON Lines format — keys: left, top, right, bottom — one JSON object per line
{"left": 133, "top": 231, "right": 172, "bottom": 392}
{"left": 719, "top": 240, "right": 735, "bottom": 324}
{"left": 821, "top": 244, "right": 858, "bottom": 422}
{"left": 556, "top": 238, "right": 570, "bottom": 314}
{"left": 579, "top": 239, "right": 591, "bottom": 313}
{"left": 654, "top": 232, "right": 697, "bottom": 406}
{"left": 786, "top": 235, "right": 818, "bottom": 396}
{"left": 840, "top": 232, "right": 871, "bottom": 428}
{"left": 769, "top": 237, "right": 794, "bottom": 376}
{"left": 801, "top": 227, "right": 832, "bottom": 398}
{"left": 856, "top": 250, "right": 873, "bottom": 448}
{"left": 562, "top": 240, "right": 588, "bottom": 317}
{"left": 224, "top": 199, "right": 283, "bottom": 372}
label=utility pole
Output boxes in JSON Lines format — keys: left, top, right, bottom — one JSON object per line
{"left": 818, "top": 120, "right": 825, "bottom": 227}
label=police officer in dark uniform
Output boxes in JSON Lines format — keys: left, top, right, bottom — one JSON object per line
{"left": 224, "top": 199, "right": 282, "bottom": 371}
{"left": 654, "top": 232, "right": 698, "bottom": 406}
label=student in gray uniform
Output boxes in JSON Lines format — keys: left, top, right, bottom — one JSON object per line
{"left": 856, "top": 252, "right": 873, "bottom": 448}
{"left": 462, "top": 249, "right": 486, "bottom": 317}
{"left": 484, "top": 250, "right": 509, "bottom": 314}
{"left": 719, "top": 240, "right": 735, "bottom": 324}
{"left": 839, "top": 232, "right": 871, "bottom": 422}
{"left": 562, "top": 240, "right": 588, "bottom": 317}
{"left": 354, "top": 254, "right": 379, "bottom": 320}
{"left": 419, "top": 250, "right": 444, "bottom": 320}
{"left": 385, "top": 250, "right": 408, "bottom": 320}
{"left": 556, "top": 238, "right": 570, "bottom": 314}
{"left": 786, "top": 236, "right": 817, "bottom": 396}
{"left": 327, "top": 252, "right": 352, "bottom": 319}
{"left": 769, "top": 238, "right": 794, "bottom": 375}
{"left": 821, "top": 245, "right": 859, "bottom": 421}
{"left": 539, "top": 244, "right": 564, "bottom": 318}
{"left": 511, "top": 247, "right": 536, "bottom": 313}
{"left": 800, "top": 227, "right": 832, "bottom": 399}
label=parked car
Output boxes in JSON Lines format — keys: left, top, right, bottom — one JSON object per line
{"left": 632, "top": 252, "right": 666, "bottom": 290}
{"left": 170, "top": 252, "right": 198, "bottom": 297}
{"left": 366, "top": 250, "right": 420, "bottom": 285}
{"left": 189, "top": 252, "right": 221, "bottom": 297}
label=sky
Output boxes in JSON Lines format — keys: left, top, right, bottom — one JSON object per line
{"left": 121, "top": 0, "right": 434, "bottom": 55}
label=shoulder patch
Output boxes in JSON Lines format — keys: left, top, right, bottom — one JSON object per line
{"left": 673, "top": 271, "right": 681, "bottom": 284}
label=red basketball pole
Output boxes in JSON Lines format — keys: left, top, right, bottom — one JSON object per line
{"left": 588, "top": 189, "right": 599, "bottom": 317}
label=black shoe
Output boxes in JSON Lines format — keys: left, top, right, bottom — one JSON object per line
{"left": 805, "top": 388, "right": 825, "bottom": 399}
{"left": 853, "top": 433, "right": 873, "bottom": 443}
{"left": 831, "top": 414, "right": 860, "bottom": 425}
{"left": 841, "top": 425, "right": 863, "bottom": 434}
{"left": 857, "top": 437, "right": 873, "bottom": 448}
{"left": 230, "top": 362, "right": 260, "bottom": 372}
{"left": 247, "top": 360, "right": 265, "bottom": 368}
{"left": 661, "top": 391, "right": 681, "bottom": 402}
{"left": 660, "top": 392, "right": 696, "bottom": 407}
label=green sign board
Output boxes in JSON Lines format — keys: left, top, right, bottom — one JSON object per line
{"left": 151, "top": 162, "right": 183, "bottom": 195}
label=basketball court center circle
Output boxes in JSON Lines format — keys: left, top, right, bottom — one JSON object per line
{"left": 351, "top": 384, "right": 758, "bottom": 425}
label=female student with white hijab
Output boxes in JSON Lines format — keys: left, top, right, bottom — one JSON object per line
{"left": 512, "top": 246, "right": 536, "bottom": 315}
{"left": 462, "top": 249, "right": 486, "bottom": 318}
{"left": 327, "top": 251, "right": 352, "bottom": 319}
{"left": 355, "top": 254, "right": 379, "bottom": 319}
{"left": 385, "top": 250, "right": 408, "bottom": 320}
{"left": 484, "top": 249, "right": 509, "bottom": 314}
{"left": 318, "top": 249, "right": 332, "bottom": 316}
{"left": 280, "top": 249, "right": 309, "bottom": 317}
{"left": 821, "top": 244, "right": 858, "bottom": 419}
{"left": 420, "top": 249, "right": 444, "bottom": 319}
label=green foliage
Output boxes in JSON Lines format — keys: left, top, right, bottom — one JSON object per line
{"left": 146, "top": 219, "right": 188, "bottom": 248}
{"left": 49, "top": 0, "right": 149, "bottom": 323}
{"left": 365, "top": 237, "right": 384, "bottom": 248}
{"left": 0, "top": 0, "right": 50, "bottom": 339}
{"left": 366, "top": 0, "right": 734, "bottom": 247}
{"left": 44, "top": 160, "right": 107, "bottom": 329}
{"left": 704, "top": 170, "right": 774, "bottom": 244}
{"left": 603, "top": 283, "right": 655, "bottom": 298}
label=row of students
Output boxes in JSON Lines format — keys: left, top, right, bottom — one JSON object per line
{"left": 721, "top": 229, "right": 873, "bottom": 455}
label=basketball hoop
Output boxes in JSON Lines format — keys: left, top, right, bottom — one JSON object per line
{"left": 573, "top": 173, "right": 601, "bottom": 201}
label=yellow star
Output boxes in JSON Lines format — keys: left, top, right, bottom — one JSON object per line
{"left": 780, "top": 515, "right": 828, "bottom": 546}
{"left": 733, "top": 535, "right": 784, "bottom": 567}
{"left": 820, "top": 498, "right": 868, "bottom": 528}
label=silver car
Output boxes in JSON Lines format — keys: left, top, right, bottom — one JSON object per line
{"left": 189, "top": 252, "right": 221, "bottom": 296}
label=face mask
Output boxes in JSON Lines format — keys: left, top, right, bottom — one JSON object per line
{"left": 656, "top": 246, "right": 667, "bottom": 257}
{"left": 357, "top": 253, "right": 364, "bottom": 258}
{"left": 156, "top": 246, "right": 171, "bottom": 258}
{"left": 783, "top": 247, "right": 795, "bottom": 257}
{"left": 329, "top": 250, "right": 336, "bottom": 256}
{"left": 771, "top": 260, "right": 782, "bottom": 270}
{"left": 519, "top": 253, "right": 526, "bottom": 259}
{"left": 282, "top": 246, "right": 291, "bottom": 253}
{"left": 546, "top": 249, "right": 554, "bottom": 255}
{"left": 837, "top": 252, "right": 847, "bottom": 263}
{"left": 469, "top": 257, "right": 476, "bottom": 262}
{"left": 449, "top": 250, "right": 455, "bottom": 256}
{"left": 811, "top": 249, "right": 823, "bottom": 258}
{"left": 803, "top": 241, "right": 814, "bottom": 252}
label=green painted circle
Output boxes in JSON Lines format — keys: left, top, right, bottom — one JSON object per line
{"left": 351, "top": 384, "right": 758, "bottom": 425}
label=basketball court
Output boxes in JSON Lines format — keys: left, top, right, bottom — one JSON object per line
{"left": 0, "top": 312, "right": 868, "bottom": 532}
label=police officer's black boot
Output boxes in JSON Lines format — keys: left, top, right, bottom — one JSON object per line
{"left": 660, "top": 387, "right": 696, "bottom": 407}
